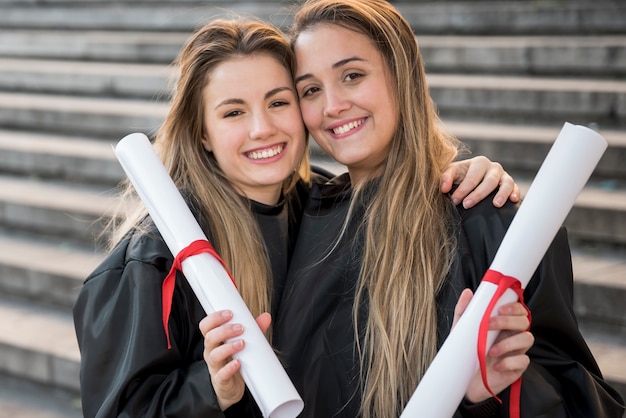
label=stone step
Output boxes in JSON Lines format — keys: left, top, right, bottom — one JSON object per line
{"left": 0, "top": 1, "right": 623, "bottom": 35}
{"left": 3, "top": 58, "right": 626, "bottom": 115}
{"left": 0, "top": 296, "right": 80, "bottom": 394}
{"left": 420, "top": 35, "right": 626, "bottom": 77}
{"left": 448, "top": 121, "right": 626, "bottom": 180}
{"left": 0, "top": 2, "right": 294, "bottom": 32}
{"left": 0, "top": 286, "right": 623, "bottom": 414}
{"left": 0, "top": 58, "right": 171, "bottom": 98}
{"left": 2, "top": 122, "right": 623, "bottom": 186}
{"left": 0, "top": 175, "right": 117, "bottom": 248}
{"left": 0, "top": 129, "right": 123, "bottom": 185}
{"left": 0, "top": 374, "right": 81, "bottom": 418}
{"left": 1, "top": 163, "right": 625, "bottom": 248}
{"left": 574, "top": 246, "right": 626, "bottom": 338}
{"left": 0, "top": 92, "right": 167, "bottom": 138}
{"left": 514, "top": 180, "right": 626, "bottom": 247}
{"left": 1, "top": 32, "right": 624, "bottom": 78}
{"left": 429, "top": 74, "right": 626, "bottom": 128}
{"left": 1, "top": 228, "right": 624, "bottom": 337}
{"left": 0, "top": 30, "right": 188, "bottom": 63}
{"left": 0, "top": 233, "right": 103, "bottom": 308}
{"left": 1, "top": 73, "right": 624, "bottom": 139}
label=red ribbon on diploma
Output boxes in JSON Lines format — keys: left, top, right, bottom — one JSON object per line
{"left": 478, "top": 269, "right": 531, "bottom": 418}
{"left": 162, "top": 239, "right": 237, "bottom": 349}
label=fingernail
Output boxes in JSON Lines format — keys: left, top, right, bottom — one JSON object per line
{"left": 234, "top": 339, "right": 244, "bottom": 348}
{"left": 233, "top": 324, "right": 243, "bottom": 332}
{"left": 452, "top": 197, "right": 460, "bottom": 205}
{"left": 221, "top": 310, "right": 232, "bottom": 318}
{"left": 494, "top": 197, "right": 503, "bottom": 207}
{"left": 463, "top": 199, "right": 473, "bottom": 209}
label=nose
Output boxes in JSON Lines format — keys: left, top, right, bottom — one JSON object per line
{"left": 323, "top": 87, "right": 350, "bottom": 117}
{"left": 249, "top": 110, "right": 277, "bottom": 141}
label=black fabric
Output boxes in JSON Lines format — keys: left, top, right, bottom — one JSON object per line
{"left": 274, "top": 174, "right": 625, "bottom": 418}
{"left": 72, "top": 175, "right": 324, "bottom": 418}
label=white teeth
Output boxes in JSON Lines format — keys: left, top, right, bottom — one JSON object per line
{"left": 247, "top": 144, "right": 284, "bottom": 160}
{"left": 332, "top": 119, "right": 364, "bottom": 135}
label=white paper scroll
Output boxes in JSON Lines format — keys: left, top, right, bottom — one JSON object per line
{"left": 400, "top": 122, "right": 608, "bottom": 417}
{"left": 114, "top": 133, "right": 304, "bottom": 418}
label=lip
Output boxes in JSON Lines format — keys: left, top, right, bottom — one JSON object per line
{"left": 243, "top": 142, "right": 287, "bottom": 163}
{"left": 326, "top": 117, "right": 368, "bottom": 139}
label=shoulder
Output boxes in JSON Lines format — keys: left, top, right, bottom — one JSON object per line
{"left": 83, "top": 216, "right": 172, "bottom": 286}
{"left": 310, "top": 164, "right": 337, "bottom": 184}
{"left": 455, "top": 191, "right": 518, "bottom": 240}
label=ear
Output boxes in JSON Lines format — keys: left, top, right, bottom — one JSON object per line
{"left": 200, "top": 134, "right": 212, "bottom": 152}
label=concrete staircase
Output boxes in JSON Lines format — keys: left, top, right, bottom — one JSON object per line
{"left": 0, "top": 1, "right": 624, "bottom": 416}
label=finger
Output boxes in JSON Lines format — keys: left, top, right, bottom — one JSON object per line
{"left": 457, "top": 163, "right": 503, "bottom": 209}
{"left": 449, "top": 157, "right": 490, "bottom": 203}
{"left": 489, "top": 313, "right": 530, "bottom": 332}
{"left": 497, "top": 301, "right": 528, "bottom": 316}
{"left": 213, "top": 358, "right": 242, "bottom": 386}
{"left": 440, "top": 162, "right": 466, "bottom": 194}
{"left": 199, "top": 310, "right": 233, "bottom": 336}
{"left": 204, "top": 323, "right": 244, "bottom": 353}
{"left": 440, "top": 171, "right": 453, "bottom": 194}
{"left": 255, "top": 312, "right": 272, "bottom": 334}
{"left": 490, "top": 352, "right": 531, "bottom": 374}
{"left": 452, "top": 289, "right": 474, "bottom": 328}
{"left": 491, "top": 173, "right": 516, "bottom": 207}
{"left": 207, "top": 339, "right": 245, "bottom": 371}
{"left": 490, "top": 331, "right": 534, "bottom": 358}
{"left": 213, "top": 358, "right": 242, "bottom": 385}
{"left": 511, "top": 182, "right": 521, "bottom": 203}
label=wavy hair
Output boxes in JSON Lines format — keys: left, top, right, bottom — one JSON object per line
{"left": 109, "top": 18, "right": 310, "bottom": 323}
{"left": 291, "top": 1, "right": 460, "bottom": 415}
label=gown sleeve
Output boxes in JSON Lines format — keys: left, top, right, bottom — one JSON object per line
{"left": 452, "top": 195, "right": 625, "bottom": 418}
{"left": 73, "top": 228, "right": 259, "bottom": 418}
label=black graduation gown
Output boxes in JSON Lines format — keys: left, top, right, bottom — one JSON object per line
{"left": 72, "top": 177, "right": 314, "bottom": 418}
{"left": 274, "top": 173, "right": 625, "bottom": 418}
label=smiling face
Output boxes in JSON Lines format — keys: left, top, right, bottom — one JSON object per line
{"left": 201, "top": 53, "right": 306, "bottom": 204}
{"left": 294, "top": 23, "right": 398, "bottom": 183}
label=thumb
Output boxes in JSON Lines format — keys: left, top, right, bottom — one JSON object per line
{"left": 255, "top": 312, "right": 272, "bottom": 334}
{"left": 452, "top": 288, "right": 474, "bottom": 329}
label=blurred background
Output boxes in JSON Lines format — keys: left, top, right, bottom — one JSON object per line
{"left": 0, "top": 0, "right": 624, "bottom": 416}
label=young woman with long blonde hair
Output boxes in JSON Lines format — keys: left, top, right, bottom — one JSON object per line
{"left": 274, "top": 1, "right": 625, "bottom": 417}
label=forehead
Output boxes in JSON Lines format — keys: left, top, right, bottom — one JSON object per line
{"left": 204, "top": 53, "right": 293, "bottom": 99}
{"left": 211, "top": 53, "right": 289, "bottom": 81}
{"left": 294, "top": 24, "right": 382, "bottom": 71}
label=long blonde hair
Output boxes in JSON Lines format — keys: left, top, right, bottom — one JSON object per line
{"left": 291, "top": 1, "right": 460, "bottom": 415}
{"left": 109, "top": 18, "right": 310, "bottom": 321}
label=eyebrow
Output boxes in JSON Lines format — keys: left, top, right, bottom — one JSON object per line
{"left": 214, "top": 86, "right": 294, "bottom": 110}
{"left": 294, "top": 56, "right": 365, "bottom": 85}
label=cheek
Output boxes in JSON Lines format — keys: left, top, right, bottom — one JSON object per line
{"left": 299, "top": 102, "right": 320, "bottom": 132}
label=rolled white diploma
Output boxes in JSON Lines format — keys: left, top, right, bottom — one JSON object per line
{"left": 400, "top": 122, "right": 608, "bottom": 418}
{"left": 114, "top": 133, "right": 304, "bottom": 418}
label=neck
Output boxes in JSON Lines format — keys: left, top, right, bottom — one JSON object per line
{"left": 243, "top": 186, "right": 282, "bottom": 206}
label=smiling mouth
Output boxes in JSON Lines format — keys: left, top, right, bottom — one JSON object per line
{"left": 332, "top": 118, "right": 365, "bottom": 135}
{"left": 245, "top": 144, "right": 284, "bottom": 160}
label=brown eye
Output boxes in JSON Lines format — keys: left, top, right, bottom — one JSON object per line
{"left": 344, "top": 73, "right": 362, "bottom": 82}
{"left": 301, "top": 86, "right": 320, "bottom": 98}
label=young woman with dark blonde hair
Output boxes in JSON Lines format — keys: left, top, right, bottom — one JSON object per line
{"left": 274, "top": 0, "right": 626, "bottom": 417}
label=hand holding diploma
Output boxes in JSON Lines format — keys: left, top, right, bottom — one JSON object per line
{"left": 401, "top": 122, "right": 608, "bottom": 418}
{"left": 114, "top": 133, "right": 304, "bottom": 418}
{"left": 200, "top": 309, "right": 273, "bottom": 411}
{"left": 452, "top": 288, "right": 534, "bottom": 405}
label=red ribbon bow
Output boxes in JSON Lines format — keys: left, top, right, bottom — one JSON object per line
{"left": 478, "top": 269, "right": 531, "bottom": 418}
{"left": 161, "top": 239, "right": 237, "bottom": 349}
